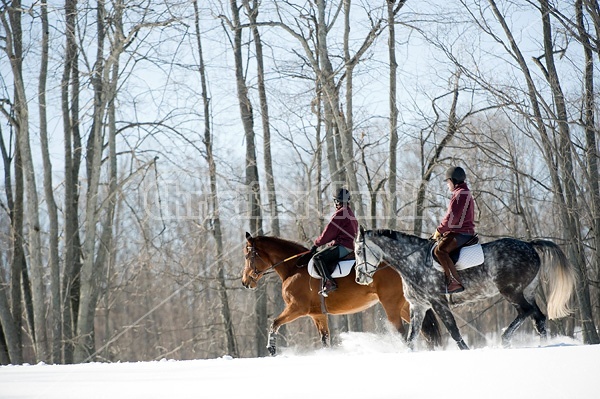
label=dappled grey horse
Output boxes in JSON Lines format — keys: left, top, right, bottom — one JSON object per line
{"left": 354, "top": 227, "right": 576, "bottom": 350}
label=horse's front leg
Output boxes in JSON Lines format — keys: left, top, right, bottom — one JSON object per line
{"left": 268, "top": 306, "right": 303, "bottom": 356}
{"left": 431, "top": 301, "right": 469, "bottom": 350}
{"left": 267, "top": 328, "right": 277, "bottom": 356}
{"left": 406, "top": 305, "right": 427, "bottom": 350}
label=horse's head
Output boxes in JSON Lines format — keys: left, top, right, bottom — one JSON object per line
{"left": 354, "top": 226, "right": 384, "bottom": 285}
{"left": 242, "top": 232, "right": 266, "bottom": 289}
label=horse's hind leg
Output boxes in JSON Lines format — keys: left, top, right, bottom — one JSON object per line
{"left": 431, "top": 301, "right": 469, "bottom": 350}
{"left": 503, "top": 300, "right": 547, "bottom": 348}
{"left": 501, "top": 312, "right": 528, "bottom": 348}
{"left": 311, "top": 314, "right": 330, "bottom": 347}
{"left": 531, "top": 302, "right": 547, "bottom": 340}
{"left": 502, "top": 297, "right": 538, "bottom": 348}
{"left": 379, "top": 296, "right": 408, "bottom": 336}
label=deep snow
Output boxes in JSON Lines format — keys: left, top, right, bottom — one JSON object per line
{"left": 0, "top": 333, "right": 597, "bottom": 399}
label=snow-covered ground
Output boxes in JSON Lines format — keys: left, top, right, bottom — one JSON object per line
{"left": 0, "top": 333, "right": 597, "bottom": 399}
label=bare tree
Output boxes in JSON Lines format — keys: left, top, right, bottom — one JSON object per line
{"left": 536, "top": 0, "right": 599, "bottom": 343}
{"left": 0, "top": 105, "right": 24, "bottom": 365}
{"left": 61, "top": 0, "right": 83, "bottom": 364}
{"left": 38, "top": 0, "right": 61, "bottom": 363}
{"left": 386, "top": 0, "right": 406, "bottom": 229}
{"left": 193, "top": 0, "right": 238, "bottom": 357}
{"left": 0, "top": 253, "right": 21, "bottom": 363}
{"left": 1, "top": 0, "right": 48, "bottom": 363}
{"left": 243, "top": 0, "right": 280, "bottom": 237}
{"left": 227, "top": 0, "right": 266, "bottom": 356}
{"left": 574, "top": 0, "right": 600, "bottom": 324}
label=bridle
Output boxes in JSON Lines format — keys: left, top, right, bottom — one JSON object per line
{"left": 356, "top": 233, "right": 384, "bottom": 281}
{"left": 245, "top": 243, "right": 310, "bottom": 283}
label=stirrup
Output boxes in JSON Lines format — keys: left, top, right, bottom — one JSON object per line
{"left": 319, "top": 280, "right": 337, "bottom": 297}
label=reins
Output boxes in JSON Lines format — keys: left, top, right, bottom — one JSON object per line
{"left": 358, "top": 232, "right": 431, "bottom": 279}
{"left": 356, "top": 233, "right": 384, "bottom": 280}
{"left": 246, "top": 244, "right": 311, "bottom": 280}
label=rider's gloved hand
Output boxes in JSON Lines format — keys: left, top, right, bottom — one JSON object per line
{"left": 430, "top": 230, "right": 441, "bottom": 241}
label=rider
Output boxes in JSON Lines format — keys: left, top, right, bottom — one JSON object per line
{"left": 311, "top": 188, "right": 358, "bottom": 297}
{"left": 432, "top": 166, "right": 476, "bottom": 294}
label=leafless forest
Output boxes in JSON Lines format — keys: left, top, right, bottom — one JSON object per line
{"left": 1, "top": 0, "right": 600, "bottom": 364}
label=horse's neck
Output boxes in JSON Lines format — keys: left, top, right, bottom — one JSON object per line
{"left": 377, "top": 234, "right": 428, "bottom": 270}
{"left": 259, "top": 238, "right": 305, "bottom": 278}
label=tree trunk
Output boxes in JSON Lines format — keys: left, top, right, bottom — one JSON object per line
{"left": 538, "top": 0, "right": 599, "bottom": 344}
{"left": 194, "top": 0, "right": 238, "bottom": 358}
{"left": 244, "top": 0, "right": 279, "bottom": 237}
{"left": 74, "top": 0, "right": 106, "bottom": 360}
{"left": 387, "top": 0, "right": 399, "bottom": 230}
{"left": 576, "top": 0, "right": 600, "bottom": 329}
{"left": 38, "top": 0, "right": 62, "bottom": 364}
{"left": 0, "top": 122, "right": 24, "bottom": 363}
{"left": 229, "top": 0, "right": 266, "bottom": 356}
{"left": 2, "top": 0, "right": 48, "bottom": 363}
{"left": 316, "top": 0, "right": 345, "bottom": 189}
{"left": 243, "top": 0, "right": 287, "bottom": 344}
{"left": 0, "top": 275, "right": 22, "bottom": 364}
{"left": 61, "top": 0, "right": 83, "bottom": 364}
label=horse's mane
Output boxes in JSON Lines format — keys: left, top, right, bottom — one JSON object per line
{"left": 369, "top": 229, "right": 426, "bottom": 245}
{"left": 255, "top": 235, "right": 308, "bottom": 252}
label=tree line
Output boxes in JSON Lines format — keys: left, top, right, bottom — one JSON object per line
{"left": 0, "top": 0, "right": 599, "bottom": 364}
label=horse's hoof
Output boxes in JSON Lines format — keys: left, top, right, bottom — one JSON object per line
{"left": 267, "top": 346, "right": 276, "bottom": 356}
{"left": 457, "top": 339, "right": 469, "bottom": 350}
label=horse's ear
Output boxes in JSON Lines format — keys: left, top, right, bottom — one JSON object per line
{"left": 245, "top": 231, "right": 252, "bottom": 241}
{"left": 359, "top": 225, "right": 365, "bottom": 236}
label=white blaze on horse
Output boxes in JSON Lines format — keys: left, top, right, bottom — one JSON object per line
{"left": 354, "top": 227, "right": 577, "bottom": 350}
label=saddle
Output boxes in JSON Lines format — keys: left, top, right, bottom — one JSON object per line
{"left": 432, "top": 234, "right": 484, "bottom": 272}
{"left": 307, "top": 252, "right": 356, "bottom": 279}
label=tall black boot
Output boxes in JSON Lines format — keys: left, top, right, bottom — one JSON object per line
{"left": 313, "top": 258, "right": 337, "bottom": 297}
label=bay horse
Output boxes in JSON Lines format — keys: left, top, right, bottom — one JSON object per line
{"left": 242, "top": 233, "right": 442, "bottom": 355}
{"left": 354, "top": 227, "right": 577, "bottom": 350}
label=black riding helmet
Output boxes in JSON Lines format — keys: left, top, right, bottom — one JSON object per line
{"left": 445, "top": 166, "right": 466, "bottom": 185}
{"left": 333, "top": 188, "right": 351, "bottom": 203}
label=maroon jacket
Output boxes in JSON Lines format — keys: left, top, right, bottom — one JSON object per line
{"left": 314, "top": 205, "right": 358, "bottom": 249}
{"left": 437, "top": 182, "right": 475, "bottom": 235}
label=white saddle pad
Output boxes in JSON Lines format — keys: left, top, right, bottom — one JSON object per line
{"left": 308, "top": 258, "right": 356, "bottom": 279}
{"left": 432, "top": 244, "right": 484, "bottom": 272}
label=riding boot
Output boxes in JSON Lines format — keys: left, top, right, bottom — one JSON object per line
{"left": 443, "top": 261, "right": 464, "bottom": 294}
{"left": 313, "top": 258, "right": 337, "bottom": 297}
{"left": 434, "top": 233, "right": 465, "bottom": 294}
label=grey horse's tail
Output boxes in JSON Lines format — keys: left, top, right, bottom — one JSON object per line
{"left": 530, "top": 240, "right": 577, "bottom": 319}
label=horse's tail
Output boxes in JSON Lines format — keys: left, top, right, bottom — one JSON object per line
{"left": 421, "top": 308, "right": 442, "bottom": 348}
{"left": 530, "top": 239, "right": 577, "bottom": 320}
